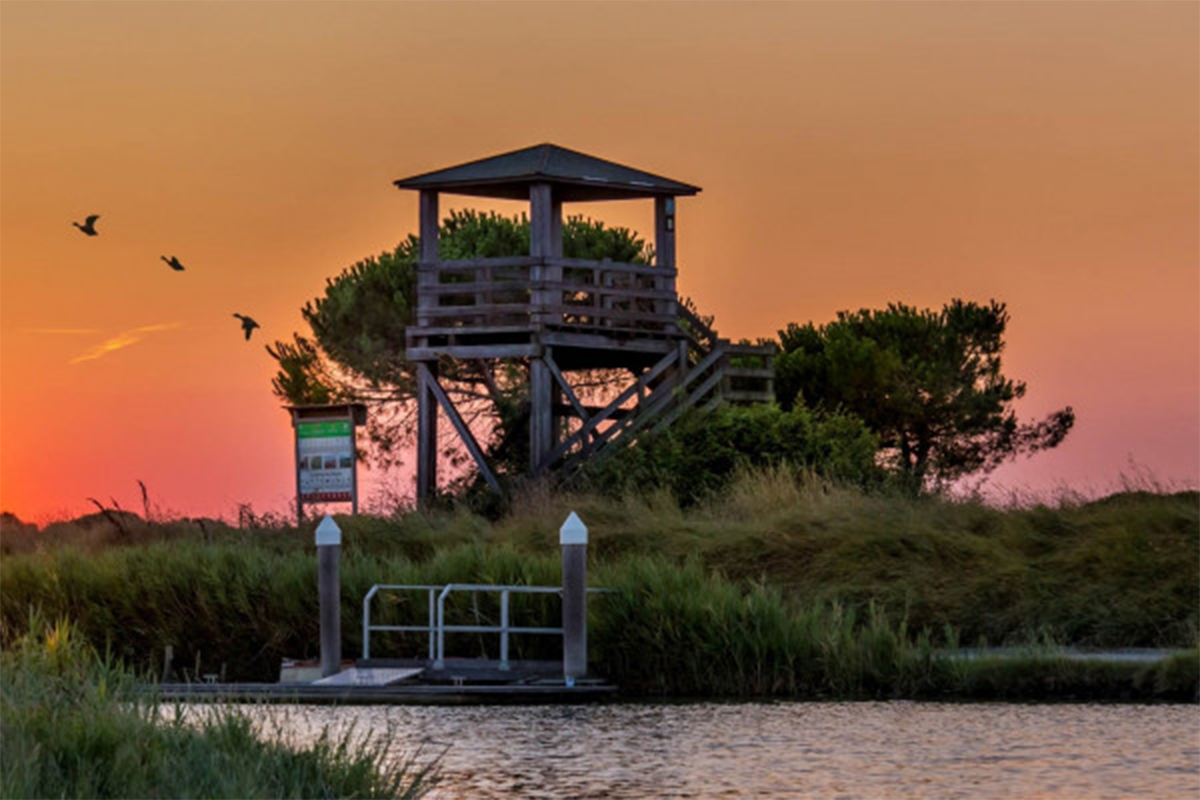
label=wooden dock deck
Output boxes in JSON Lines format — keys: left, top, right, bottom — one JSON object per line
{"left": 147, "top": 681, "right": 617, "bottom": 706}
{"left": 145, "top": 658, "right": 618, "bottom": 706}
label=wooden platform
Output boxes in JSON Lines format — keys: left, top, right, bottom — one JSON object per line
{"left": 146, "top": 680, "right": 617, "bottom": 706}
{"left": 145, "top": 658, "right": 618, "bottom": 706}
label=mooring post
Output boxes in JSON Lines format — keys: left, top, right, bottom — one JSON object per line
{"left": 560, "top": 511, "right": 588, "bottom": 685}
{"left": 316, "top": 515, "right": 342, "bottom": 678}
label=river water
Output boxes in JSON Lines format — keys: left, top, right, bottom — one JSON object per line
{"left": 250, "top": 701, "right": 1198, "bottom": 798}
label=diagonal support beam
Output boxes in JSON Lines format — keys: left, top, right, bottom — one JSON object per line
{"left": 543, "top": 350, "right": 590, "bottom": 425}
{"left": 418, "top": 363, "right": 503, "bottom": 495}
{"left": 584, "top": 342, "right": 726, "bottom": 455}
{"left": 546, "top": 347, "right": 679, "bottom": 467}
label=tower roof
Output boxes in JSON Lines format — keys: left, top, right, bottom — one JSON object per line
{"left": 394, "top": 143, "right": 700, "bottom": 202}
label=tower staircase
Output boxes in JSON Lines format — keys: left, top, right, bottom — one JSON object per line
{"left": 541, "top": 302, "right": 775, "bottom": 477}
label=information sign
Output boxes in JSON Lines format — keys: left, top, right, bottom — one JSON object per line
{"left": 297, "top": 420, "right": 355, "bottom": 502}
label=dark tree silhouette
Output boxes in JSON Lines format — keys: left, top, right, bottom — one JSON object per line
{"left": 775, "top": 299, "right": 1074, "bottom": 490}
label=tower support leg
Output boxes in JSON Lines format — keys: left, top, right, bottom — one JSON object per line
{"left": 530, "top": 357, "right": 553, "bottom": 474}
{"left": 417, "top": 361, "right": 438, "bottom": 503}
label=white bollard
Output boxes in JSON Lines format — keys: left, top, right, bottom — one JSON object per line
{"left": 560, "top": 512, "right": 588, "bottom": 685}
{"left": 316, "top": 515, "right": 342, "bottom": 678}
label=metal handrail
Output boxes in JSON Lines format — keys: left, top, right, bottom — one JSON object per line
{"left": 362, "top": 584, "right": 443, "bottom": 661}
{"left": 362, "top": 582, "right": 610, "bottom": 670}
{"left": 435, "top": 584, "right": 564, "bottom": 670}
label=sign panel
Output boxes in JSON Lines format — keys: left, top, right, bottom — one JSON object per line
{"left": 297, "top": 420, "right": 354, "bottom": 503}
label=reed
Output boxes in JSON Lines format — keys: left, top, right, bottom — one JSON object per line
{"left": 943, "top": 648, "right": 1200, "bottom": 702}
{"left": 1, "top": 469, "right": 1195, "bottom": 699}
{"left": 0, "top": 615, "right": 437, "bottom": 799}
{"left": 589, "top": 556, "right": 954, "bottom": 698}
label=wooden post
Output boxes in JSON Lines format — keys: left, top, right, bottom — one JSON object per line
{"left": 292, "top": 414, "right": 305, "bottom": 525}
{"left": 655, "top": 196, "right": 677, "bottom": 327}
{"left": 530, "top": 183, "right": 560, "bottom": 258}
{"left": 530, "top": 356, "right": 552, "bottom": 473}
{"left": 316, "top": 515, "right": 342, "bottom": 679}
{"left": 560, "top": 512, "right": 588, "bottom": 684}
{"left": 529, "top": 182, "right": 558, "bottom": 472}
{"left": 530, "top": 183, "right": 562, "bottom": 327}
{"left": 415, "top": 191, "right": 440, "bottom": 504}
{"left": 417, "top": 190, "right": 439, "bottom": 330}
{"left": 417, "top": 362, "right": 438, "bottom": 502}
{"left": 419, "top": 190, "right": 439, "bottom": 261}
{"left": 655, "top": 196, "right": 676, "bottom": 270}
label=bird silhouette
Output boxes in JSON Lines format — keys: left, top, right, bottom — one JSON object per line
{"left": 73, "top": 215, "right": 100, "bottom": 236}
{"left": 161, "top": 256, "right": 185, "bottom": 272}
{"left": 232, "top": 313, "right": 260, "bottom": 341}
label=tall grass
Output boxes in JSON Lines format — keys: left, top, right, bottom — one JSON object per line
{"left": 590, "top": 556, "right": 947, "bottom": 698}
{"left": 0, "top": 540, "right": 564, "bottom": 681}
{"left": 589, "top": 556, "right": 1198, "bottom": 701}
{"left": 0, "top": 616, "right": 438, "bottom": 799}
{"left": 2, "top": 468, "right": 1196, "bottom": 697}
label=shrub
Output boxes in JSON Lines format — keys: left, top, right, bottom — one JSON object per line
{"left": 582, "top": 404, "right": 881, "bottom": 504}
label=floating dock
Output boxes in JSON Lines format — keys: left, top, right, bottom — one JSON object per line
{"left": 147, "top": 658, "right": 618, "bottom": 706}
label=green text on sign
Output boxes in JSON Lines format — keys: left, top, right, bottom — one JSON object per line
{"left": 297, "top": 421, "right": 352, "bottom": 438}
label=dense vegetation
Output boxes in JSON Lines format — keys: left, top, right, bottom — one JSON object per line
{"left": 0, "top": 617, "right": 436, "bottom": 799}
{"left": 2, "top": 471, "right": 1195, "bottom": 700}
{"left": 270, "top": 210, "right": 1074, "bottom": 495}
{"left": 580, "top": 404, "right": 883, "bottom": 504}
{"left": 774, "top": 300, "right": 1074, "bottom": 489}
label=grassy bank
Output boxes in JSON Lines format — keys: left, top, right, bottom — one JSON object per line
{"left": 0, "top": 618, "right": 437, "bottom": 799}
{"left": 2, "top": 471, "right": 1196, "bottom": 699}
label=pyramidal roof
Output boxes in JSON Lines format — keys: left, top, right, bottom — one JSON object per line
{"left": 394, "top": 143, "right": 700, "bottom": 202}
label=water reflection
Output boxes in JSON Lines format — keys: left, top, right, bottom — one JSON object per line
{"left": 250, "top": 701, "right": 1199, "bottom": 798}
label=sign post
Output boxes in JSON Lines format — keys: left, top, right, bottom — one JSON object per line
{"left": 287, "top": 404, "right": 367, "bottom": 524}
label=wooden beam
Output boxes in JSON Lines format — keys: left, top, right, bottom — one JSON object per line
{"left": 406, "top": 344, "right": 541, "bottom": 361}
{"left": 602, "top": 344, "right": 726, "bottom": 448}
{"left": 417, "top": 191, "right": 439, "bottom": 336}
{"left": 540, "top": 331, "right": 680, "bottom": 354}
{"left": 425, "top": 373, "right": 503, "bottom": 495}
{"left": 426, "top": 256, "right": 537, "bottom": 270}
{"left": 547, "top": 256, "right": 677, "bottom": 276}
{"left": 416, "top": 362, "right": 438, "bottom": 503}
{"left": 529, "top": 357, "right": 554, "bottom": 473}
{"left": 655, "top": 196, "right": 676, "bottom": 271}
{"left": 419, "top": 191, "right": 439, "bottom": 262}
{"left": 530, "top": 183, "right": 556, "bottom": 259}
{"left": 543, "top": 350, "right": 590, "bottom": 426}
{"left": 546, "top": 348, "right": 679, "bottom": 466}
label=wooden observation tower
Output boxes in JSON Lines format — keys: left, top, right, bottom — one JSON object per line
{"left": 395, "top": 144, "right": 773, "bottom": 501}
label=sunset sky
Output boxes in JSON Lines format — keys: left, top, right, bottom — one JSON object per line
{"left": 2, "top": 2, "right": 1196, "bottom": 523}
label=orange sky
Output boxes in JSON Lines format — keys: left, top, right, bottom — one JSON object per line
{"left": 2, "top": 2, "right": 1197, "bottom": 521}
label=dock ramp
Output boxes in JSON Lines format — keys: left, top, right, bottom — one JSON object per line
{"left": 313, "top": 667, "right": 424, "bottom": 686}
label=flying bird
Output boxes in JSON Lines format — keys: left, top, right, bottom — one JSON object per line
{"left": 161, "top": 256, "right": 185, "bottom": 272}
{"left": 73, "top": 215, "right": 100, "bottom": 236}
{"left": 233, "top": 313, "right": 260, "bottom": 341}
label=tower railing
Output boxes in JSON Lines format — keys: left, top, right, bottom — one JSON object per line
{"left": 413, "top": 256, "right": 678, "bottom": 338}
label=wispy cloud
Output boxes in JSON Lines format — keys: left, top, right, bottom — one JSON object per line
{"left": 26, "top": 327, "right": 101, "bottom": 335}
{"left": 69, "top": 323, "right": 182, "bottom": 364}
